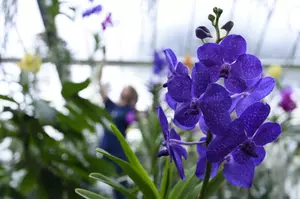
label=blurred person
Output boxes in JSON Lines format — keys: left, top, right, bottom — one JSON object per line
{"left": 97, "top": 56, "right": 138, "bottom": 199}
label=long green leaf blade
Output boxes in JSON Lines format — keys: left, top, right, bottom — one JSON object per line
{"left": 75, "top": 188, "right": 108, "bottom": 199}
{"left": 89, "top": 173, "right": 138, "bottom": 199}
{"left": 168, "top": 166, "right": 201, "bottom": 199}
{"left": 185, "top": 170, "right": 225, "bottom": 199}
{"left": 184, "top": 183, "right": 202, "bottom": 199}
{"left": 160, "top": 158, "right": 172, "bottom": 198}
{"left": 205, "top": 171, "right": 225, "bottom": 197}
{"left": 96, "top": 148, "right": 159, "bottom": 199}
{"left": 109, "top": 124, "right": 160, "bottom": 198}
{"left": 110, "top": 124, "right": 151, "bottom": 172}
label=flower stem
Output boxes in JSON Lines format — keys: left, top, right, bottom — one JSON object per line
{"left": 215, "top": 16, "right": 221, "bottom": 44}
{"left": 198, "top": 161, "right": 212, "bottom": 199}
{"left": 169, "top": 139, "right": 205, "bottom": 146}
{"left": 198, "top": 132, "right": 213, "bottom": 199}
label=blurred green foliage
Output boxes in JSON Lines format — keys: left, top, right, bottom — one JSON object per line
{"left": 0, "top": 74, "right": 116, "bottom": 198}
{"left": 76, "top": 124, "right": 224, "bottom": 199}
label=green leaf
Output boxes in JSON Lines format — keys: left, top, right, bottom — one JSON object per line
{"left": 61, "top": 79, "right": 90, "bottom": 98}
{"left": 96, "top": 148, "right": 159, "bottom": 199}
{"left": 109, "top": 124, "right": 160, "bottom": 198}
{"left": 93, "top": 33, "right": 100, "bottom": 52}
{"left": 205, "top": 170, "right": 225, "bottom": 197}
{"left": 19, "top": 171, "right": 38, "bottom": 194}
{"left": 75, "top": 188, "right": 108, "bottom": 199}
{"left": 0, "top": 95, "right": 17, "bottom": 103}
{"left": 71, "top": 96, "right": 113, "bottom": 128}
{"left": 181, "top": 170, "right": 225, "bottom": 199}
{"left": 59, "top": 12, "right": 75, "bottom": 20}
{"left": 168, "top": 166, "right": 201, "bottom": 199}
{"left": 89, "top": 173, "right": 138, "bottom": 199}
{"left": 159, "top": 158, "right": 173, "bottom": 198}
{"left": 184, "top": 183, "right": 202, "bottom": 199}
{"left": 33, "top": 100, "right": 57, "bottom": 125}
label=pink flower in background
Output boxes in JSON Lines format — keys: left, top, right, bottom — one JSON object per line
{"left": 279, "top": 88, "right": 296, "bottom": 112}
{"left": 126, "top": 111, "right": 136, "bottom": 124}
{"left": 102, "top": 12, "right": 113, "bottom": 31}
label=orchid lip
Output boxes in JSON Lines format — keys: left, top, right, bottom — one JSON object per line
{"left": 220, "top": 64, "right": 231, "bottom": 79}
{"left": 240, "top": 141, "right": 258, "bottom": 158}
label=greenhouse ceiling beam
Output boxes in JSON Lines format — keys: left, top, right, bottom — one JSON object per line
{"left": 0, "top": 58, "right": 152, "bottom": 66}
{"left": 1, "top": 57, "right": 300, "bottom": 67}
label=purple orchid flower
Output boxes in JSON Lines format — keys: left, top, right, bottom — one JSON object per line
{"left": 165, "top": 92, "right": 177, "bottom": 110}
{"left": 207, "top": 102, "right": 281, "bottom": 187}
{"left": 197, "top": 34, "right": 263, "bottom": 93}
{"left": 163, "top": 49, "right": 189, "bottom": 81}
{"left": 166, "top": 61, "right": 231, "bottom": 131}
{"left": 230, "top": 76, "right": 276, "bottom": 116}
{"left": 153, "top": 51, "right": 166, "bottom": 75}
{"left": 279, "top": 87, "right": 296, "bottom": 112}
{"left": 195, "top": 138, "right": 219, "bottom": 179}
{"left": 82, "top": 4, "right": 102, "bottom": 18}
{"left": 156, "top": 106, "right": 188, "bottom": 180}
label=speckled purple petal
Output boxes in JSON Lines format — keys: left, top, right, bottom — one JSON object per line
{"left": 231, "top": 54, "right": 262, "bottom": 80}
{"left": 201, "top": 111, "right": 231, "bottom": 136}
{"left": 253, "top": 122, "right": 282, "bottom": 146}
{"left": 229, "top": 95, "right": 243, "bottom": 113}
{"left": 165, "top": 92, "right": 177, "bottom": 110}
{"left": 192, "top": 62, "right": 211, "bottom": 98}
{"left": 157, "top": 149, "right": 169, "bottom": 157}
{"left": 174, "top": 102, "right": 201, "bottom": 130}
{"left": 231, "top": 146, "right": 252, "bottom": 164}
{"left": 252, "top": 146, "right": 266, "bottom": 166}
{"left": 201, "top": 83, "right": 232, "bottom": 113}
{"left": 167, "top": 75, "right": 192, "bottom": 103}
{"left": 236, "top": 95, "right": 257, "bottom": 117}
{"left": 156, "top": 106, "right": 169, "bottom": 140}
{"left": 197, "top": 43, "right": 224, "bottom": 67}
{"left": 251, "top": 77, "right": 276, "bottom": 101}
{"left": 196, "top": 144, "right": 219, "bottom": 179}
{"left": 195, "top": 156, "right": 219, "bottom": 179}
{"left": 169, "top": 128, "right": 181, "bottom": 140}
{"left": 172, "top": 143, "right": 188, "bottom": 160}
{"left": 223, "top": 156, "right": 255, "bottom": 188}
{"left": 199, "top": 116, "right": 208, "bottom": 135}
{"left": 224, "top": 76, "right": 247, "bottom": 93}
{"left": 207, "top": 65, "right": 221, "bottom": 82}
{"left": 206, "top": 119, "right": 247, "bottom": 162}
{"left": 176, "top": 62, "right": 189, "bottom": 76}
{"left": 164, "top": 48, "right": 177, "bottom": 68}
{"left": 170, "top": 143, "right": 187, "bottom": 180}
{"left": 220, "top": 34, "right": 247, "bottom": 63}
{"left": 197, "top": 142, "right": 207, "bottom": 157}
{"left": 195, "top": 156, "right": 207, "bottom": 179}
{"left": 239, "top": 102, "right": 270, "bottom": 137}
{"left": 245, "top": 76, "right": 261, "bottom": 88}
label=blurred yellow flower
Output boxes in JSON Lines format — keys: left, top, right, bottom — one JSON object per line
{"left": 183, "top": 54, "right": 193, "bottom": 71}
{"left": 18, "top": 53, "right": 42, "bottom": 73}
{"left": 267, "top": 64, "right": 282, "bottom": 79}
